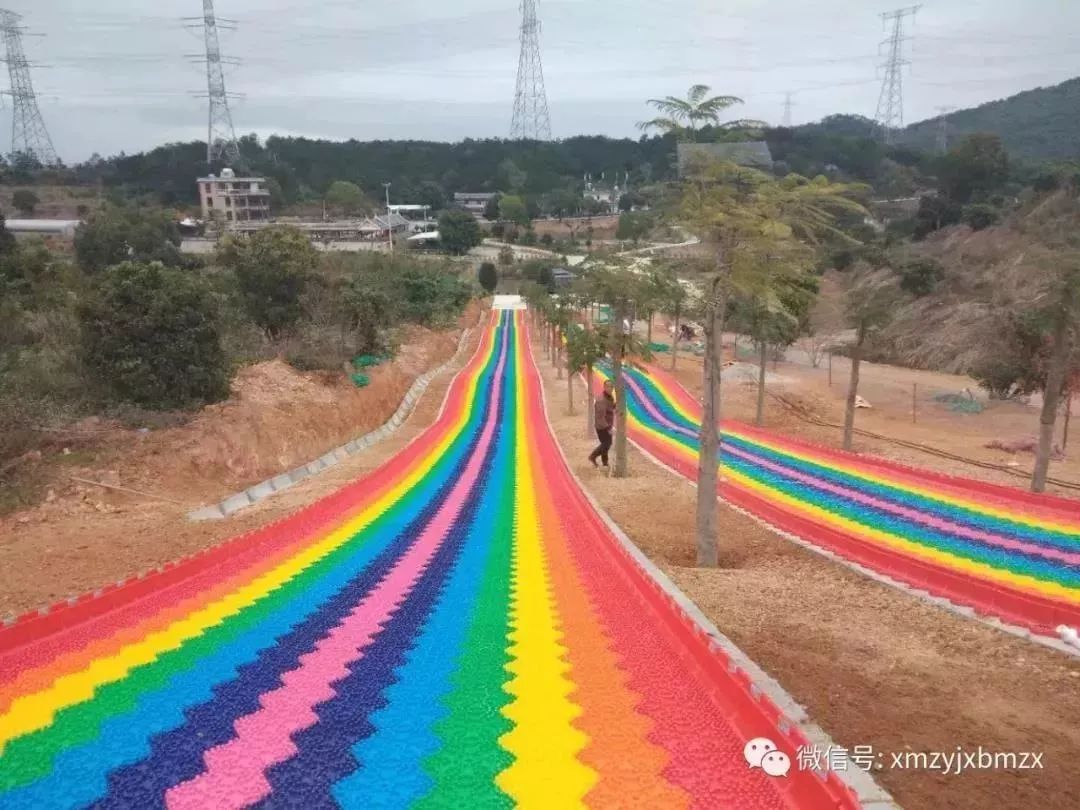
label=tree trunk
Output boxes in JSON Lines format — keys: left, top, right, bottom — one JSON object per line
{"left": 842, "top": 328, "right": 865, "bottom": 451}
{"left": 586, "top": 364, "right": 596, "bottom": 439}
{"left": 756, "top": 339, "right": 768, "bottom": 426}
{"left": 555, "top": 327, "right": 563, "bottom": 380}
{"left": 566, "top": 357, "right": 574, "bottom": 414}
{"left": 695, "top": 297, "right": 723, "bottom": 568}
{"left": 647, "top": 313, "right": 654, "bottom": 347}
{"left": 670, "top": 306, "right": 680, "bottom": 372}
{"left": 612, "top": 303, "right": 630, "bottom": 479}
{"left": 1033, "top": 307, "right": 1071, "bottom": 492}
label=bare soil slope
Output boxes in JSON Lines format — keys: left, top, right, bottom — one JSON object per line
{"left": 0, "top": 304, "right": 481, "bottom": 616}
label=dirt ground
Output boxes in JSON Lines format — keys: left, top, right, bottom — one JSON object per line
{"left": 653, "top": 320, "right": 1080, "bottom": 498}
{"left": 0, "top": 306, "right": 483, "bottom": 617}
{"left": 537, "top": 339, "right": 1080, "bottom": 810}
{"left": 531, "top": 215, "right": 619, "bottom": 240}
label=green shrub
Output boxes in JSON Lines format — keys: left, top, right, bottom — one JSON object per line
{"left": 79, "top": 261, "right": 230, "bottom": 409}
{"left": 218, "top": 225, "right": 317, "bottom": 340}
{"left": 898, "top": 258, "right": 945, "bottom": 297}
{"left": 478, "top": 262, "right": 498, "bottom": 293}
{"left": 961, "top": 203, "right": 1000, "bottom": 231}
{"left": 74, "top": 203, "right": 183, "bottom": 274}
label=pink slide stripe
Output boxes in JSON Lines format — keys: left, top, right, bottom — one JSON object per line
{"left": 165, "top": 347, "right": 507, "bottom": 810}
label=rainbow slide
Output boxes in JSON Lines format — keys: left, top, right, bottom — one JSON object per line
{"left": 0, "top": 311, "right": 858, "bottom": 809}
{"left": 603, "top": 361, "right": 1080, "bottom": 638}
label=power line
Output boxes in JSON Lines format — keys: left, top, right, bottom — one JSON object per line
{"left": 0, "top": 9, "right": 59, "bottom": 165}
{"left": 510, "top": 0, "right": 551, "bottom": 141}
{"left": 874, "top": 5, "right": 920, "bottom": 144}
{"left": 184, "top": 0, "right": 240, "bottom": 166}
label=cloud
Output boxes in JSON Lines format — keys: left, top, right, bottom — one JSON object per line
{"left": 0, "top": 0, "right": 1076, "bottom": 160}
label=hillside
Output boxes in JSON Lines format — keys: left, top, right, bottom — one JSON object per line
{"left": 901, "top": 77, "right": 1080, "bottom": 163}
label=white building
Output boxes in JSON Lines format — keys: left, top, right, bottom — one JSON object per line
{"left": 453, "top": 192, "right": 497, "bottom": 215}
{"left": 197, "top": 168, "right": 271, "bottom": 225}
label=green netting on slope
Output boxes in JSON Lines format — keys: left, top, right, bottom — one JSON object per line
{"left": 353, "top": 355, "right": 389, "bottom": 370}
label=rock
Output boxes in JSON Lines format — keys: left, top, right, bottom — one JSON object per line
{"left": 62, "top": 447, "right": 71, "bottom": 456}
{"left": 45, "top": 489, "right": 56, "bottom": 503}
{"left": 16, "top": 515, "right": 31, "bottom": 525}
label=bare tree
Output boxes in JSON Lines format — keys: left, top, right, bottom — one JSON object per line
{"left": 840, "top": 267, "right": 903, "bottom": 451}
{"left": 805, "top": 274, "right": 846, "bottom": 368}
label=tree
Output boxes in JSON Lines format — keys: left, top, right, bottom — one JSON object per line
{"left": 729, "top": 251, "right": 817, "bottom": 426}
{"left": 962, "top": 203, "right": 999, "bottom": 231}
{"left": 218, "top": 225, "right": 317, "bottom": 340}
{"left": 78, "top": 261, "right": 229, "bottom": 409}
{"left": 896, "top": 258, "right": 945, "bottom": 298}
{"left": 1013, "top": 188, "right": 1080, "bottom": 492}
{"left": 938, "top": 133, "right": 1009, "bottom": 204}
{"left": 582, "top": 259, "right": 654, "bottom": 478}
{"left": 343, "top": 271, "right": 395, "bottom": 355}
{"left": 805, "top": 273, "right": 845, "bottom": 368}
{"left": 438, "top": 210, "right": 482, "bottom": 255}
{"left": 483, "top": 194, "right": 502, "bottom": 220}
{"left": 566, "top": 321, "right": 609, "bottom": 432}
{"left": 74, "top": 203, "right": 183, "bottom": 274}
{"left": 912, "top": 194, "right": 963, "bottom": 239}
{"left": 325, "top": 181, "right": 366, "bottom": 216}
{"left": 12, "top": 189, "right": 38, "bottom": 216}
{"left": 638, "top": 84, "right": 765, "bottom": 142}
{"left": 498, "top": 244, "right": 514, "bottom": 267}
{"left": 616, "top": 211, "right": 655, "bottom": 244}
{"left": 840, "top": 266, "right": 902, "bottom": 450}
{"left": 499, "top": 194, "right": 530, "bottom": 227}
{"left": 681, "top": 160, "right": 868, "bottom": 566}
{"left": 619, "top": 190, "right": 646, "bottom": 212}
{"left": 0, "top": 213, "right": 16, "bottom": 258}
{"left": 478, "top": 261, "right": 498, "bottom": 293}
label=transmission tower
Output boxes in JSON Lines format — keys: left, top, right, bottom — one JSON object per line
{"left": 873, "top": 5, "right": 919, "bottom": 144}
{"left": 935, "top": 105, "right": 956, "bottom": 153}
{"left": 783, "top": 92, "right": 795, "bottom": 127}
{"left": 0, "top": 10, "right": 59, "bottom": 165}
{"left": 185, "top": 0, "right": 241, "bottom": 166}
{"left": 510, "top": 0, "right": 552, "bottom": 141}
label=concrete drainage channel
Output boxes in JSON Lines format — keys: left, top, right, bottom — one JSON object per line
{"left": 188, "top": 320, "right": 479, "bottom": 522}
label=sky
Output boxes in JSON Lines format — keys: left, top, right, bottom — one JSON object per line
{"left": 2, "top": 0, "right": 1079, "bottom": 162}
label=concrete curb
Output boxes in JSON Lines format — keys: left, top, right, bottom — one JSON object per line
{"left": 545, "top": 356, "right": 900, "bottom": 808}
{"left": 188, "top": 318, "right": 478, "bottom": 521}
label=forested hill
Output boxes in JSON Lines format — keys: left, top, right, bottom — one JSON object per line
{"left": 901, "top": 77, "right": 1080, "bottom": 162}
{"left": 81, "top": 134, "right": 679, "bottom": 209}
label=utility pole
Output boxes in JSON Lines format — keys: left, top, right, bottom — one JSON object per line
{"left": 935, "top": 105, "right": 956, "bottom": 153}
{"left": 874, "top": 5, "right": 920, "bottom": 145}
{"left": 510, "top": 0, "right": 552, "bottom": 140}
{"left": 383, "top": 182, "right": 393, "bottom": 254}
{"left": 0, "top": 9, "right": 59, "bottom": 165}
{"left": 184, "top": 0, "right": 241, "bottom": 167}
{"left": 783, "top": 92, "right": 795, "bottom": 128}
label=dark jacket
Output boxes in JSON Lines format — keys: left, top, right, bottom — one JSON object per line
{"left": 595, "top": 393, "right": 616, "bottom": 431}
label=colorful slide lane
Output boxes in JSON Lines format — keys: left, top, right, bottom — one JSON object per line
{"left": 0, "top": 311, "right": 859, "bottom": 809}
{"left": 602, "top": 361, "right": 1080, "bottom": 638}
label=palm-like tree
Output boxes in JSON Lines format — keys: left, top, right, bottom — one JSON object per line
{"left": 638, "top": 84, "right": 764, "bottom": 142}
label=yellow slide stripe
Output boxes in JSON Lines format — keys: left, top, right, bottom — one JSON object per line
{"left": 496, "top": 322, "right": 594, "bottom": 808}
